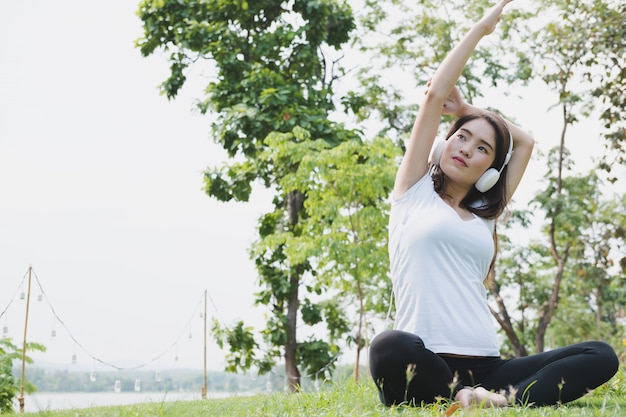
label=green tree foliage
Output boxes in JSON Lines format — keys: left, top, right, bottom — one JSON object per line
{"left": 0, "top": 338, "right": 45, "bottom": 413}
{"left": 136, "top": 0, "right": 626, "bottom": 387}
{"left": 491, "top": 0, "right": 626, "bottom": 351}
{"left": 136, "top": 0, "right": 359, "bottom": 391}
{"left": 586, "top": 1, "right": 626, "bottom": 173}
{"left": 495, "top": 166, "right": 626, "bottom": 357}
{"left": 257, "top": 128, "right": 400, "bottom": 380}
{"left": 536, "top": 168, "right": 626, "bottom": 348}
{"left": 493, "top": 0, "right": 626, "bottom": 354}
{"left": 529, "top": 0, "right": 626, "bottom": 176}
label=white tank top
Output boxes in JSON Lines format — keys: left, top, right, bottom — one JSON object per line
{"left": 388, "top": 174, "right": 500, "bottom": 356}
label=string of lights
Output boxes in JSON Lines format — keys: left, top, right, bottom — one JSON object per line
{"left": 1, "top": 267, "right": 206, "bottom": 372}
{"left": 0, "top": 269, "right": 28, "bottom": 324}
{"left": 2, "top": 267, "right": 357, "bottom": 386}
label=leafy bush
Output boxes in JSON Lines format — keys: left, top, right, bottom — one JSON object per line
{"left": 0, "top": 338, "right": 45, "bottom": 413}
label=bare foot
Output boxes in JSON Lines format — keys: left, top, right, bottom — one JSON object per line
{"left": 455, "top": 387, "right": 508, "bottom": 408}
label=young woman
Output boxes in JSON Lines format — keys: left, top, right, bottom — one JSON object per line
{"left": 369, "top": 0, "right": 619, "bottom": 408}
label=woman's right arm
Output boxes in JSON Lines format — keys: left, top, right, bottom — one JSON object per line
{"left": 393, "top": 0, "right": 514, "bottom": 197}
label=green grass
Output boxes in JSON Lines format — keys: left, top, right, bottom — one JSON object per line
{"left": 21, "top": 369, "right": 626, "bottom": 417}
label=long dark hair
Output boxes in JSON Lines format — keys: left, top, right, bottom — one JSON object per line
{"left": 431, "top": 113, "right": 511, "bottom": 220}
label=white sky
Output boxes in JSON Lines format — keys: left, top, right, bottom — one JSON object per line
{"left": 1, "top": 0, "right": 623, "bottom": 376}
{"left": 0, "top": 0, "right": 272, "bottom": 372}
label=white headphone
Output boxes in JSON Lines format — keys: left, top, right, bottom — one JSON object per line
{"left": 431, "top": 129, "right": 513, "bottom": 193}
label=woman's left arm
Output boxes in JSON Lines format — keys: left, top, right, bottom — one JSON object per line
{"left": 501, "top": 120, "right": 534, "bottom": 202}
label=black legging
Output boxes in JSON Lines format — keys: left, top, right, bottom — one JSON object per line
{"left": 369, "top": 330, "right": 619, "bottom": 407}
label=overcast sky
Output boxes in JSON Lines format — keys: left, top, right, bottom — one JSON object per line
{"left": 1, "top": 1, "right": 623, "bottom": 377}
{"left": 0, "top": 0, "right": 273, "bottom": 372}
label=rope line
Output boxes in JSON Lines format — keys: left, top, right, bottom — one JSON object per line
{"left": 2, "top": 267, "right": 206, "bottom": 372}
{"left": 3, "top": 267, "right": 359, "bottom": 384}
{"left": 0, "top": 269, "right": 28, "bottom": 321}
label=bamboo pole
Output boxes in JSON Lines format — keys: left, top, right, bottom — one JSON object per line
{"left": 18, "top": 266, "right": 32, "bottom": 413}
{"left": 202, "top": 289, "right": 207, "bottom": 399}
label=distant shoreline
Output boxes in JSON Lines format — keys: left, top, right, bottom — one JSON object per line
{"left": 17, "top": 390, "right": 244, "bottom": 413}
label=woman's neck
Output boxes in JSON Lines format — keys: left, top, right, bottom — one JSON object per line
{"left": 442, "top": 183, "right": 470, "bottom": 208}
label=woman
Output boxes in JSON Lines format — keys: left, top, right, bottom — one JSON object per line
{"left": 369, "top": 0, "right": 619, "bottom": 408}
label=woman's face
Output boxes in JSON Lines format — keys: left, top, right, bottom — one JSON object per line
{"left": 440, "top": 118, "right": 497, "bottom": 187}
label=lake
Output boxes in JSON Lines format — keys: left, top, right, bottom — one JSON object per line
{"left": 17, "top": 391, "right": 238, "bottom": 413}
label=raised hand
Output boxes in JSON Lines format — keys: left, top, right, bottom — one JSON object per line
{"left": 477, "top": 0, "right": 514, "bottom": 36}
{"left": 442, "top": 85, "right": 466, "bottom": 116}
{"left": 424, "top": 81, "right": 466, "bottom": 116}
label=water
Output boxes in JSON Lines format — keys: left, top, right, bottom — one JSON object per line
{"left": 17, "top": 391, "right": 236, "bottom": 413}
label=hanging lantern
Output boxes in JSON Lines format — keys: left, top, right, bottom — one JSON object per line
{"left": 134, "top": 379, "right": 141, "bottom": 392}
{"left": 90, "top": 371, "right": 96, "bottom": 382}
{"left": 50, "top": 317, "right": 56, "bottom": 339}
{"left": 20, "top": 292, "right": 25, "bottom": 300}
{"left": 72, "top": 353, "right": 77, "bottom": 364}
{"left": 114, "top": 380, "right": 121, "bottom": 393}
{"left": 37, "top": 294, "right": 43, "bottom": 302}
{"left": 155, "top": 370, "right": 161, "bottom": 382}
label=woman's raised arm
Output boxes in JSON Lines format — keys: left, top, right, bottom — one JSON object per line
{"left": 393, "top": 0, "right": 514, "bottom": 197}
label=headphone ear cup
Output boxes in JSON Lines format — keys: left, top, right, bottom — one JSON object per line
{"left": 431, "top": 140, "right": 445, "bottom": 164}
{"left": 475, "top": 168, "right": 500, "bottom": 193}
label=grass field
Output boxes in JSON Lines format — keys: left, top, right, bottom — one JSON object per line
{"left": 21, "top": 368, "right": 626, "bottom": 416}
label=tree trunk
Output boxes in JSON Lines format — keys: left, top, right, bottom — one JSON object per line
{"left": 535, "top": 254, "right": 567, "bottom": 353}
{"left": 285, "top": 271, "right": 301, "bottom": 392}
{"left": 284, "top": 190, "right": 305, "bottom": 392}
{"left": 489, "top": 279, "right": 528, "bottom": 357}
{"left": 534, "top": 102, "right": 570, "bottom": 353}
{"left": 595, "top": 287, "right": 602, "bottom": 337}
{"left": 354, "top": 339, "right": 361, "bottom": 382}
{"left": 354, "top": 280, "right": 364, "bottom": 381}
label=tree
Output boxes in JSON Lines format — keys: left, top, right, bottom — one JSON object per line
{"left": 137, "top": 0, "right": 357, "bottom": 391}
{"left": 136, "top": 0, "right": 626, "bottom": 386}
{"left": 0, "top": 338, "right": 45, "bottom": 413}
{"left": 487, "top": 210, "right": 535, "bottom": 357}
{"left": 587, "top": 1, "right": 626, "bottom": 174}
{"left": 531, "top": 162, "right": 620, "bottom": 352}
{"left": 500, "top": 0, "right": 626, "bottom": 353}
{"left": 493, "top": 167, "right": 626, "bottom": 357}
{"left": 544, "top": 184, "right": 626, "bottom": 349}
{"left": 258, "top": 128, "right": 400, "bottom": 380}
